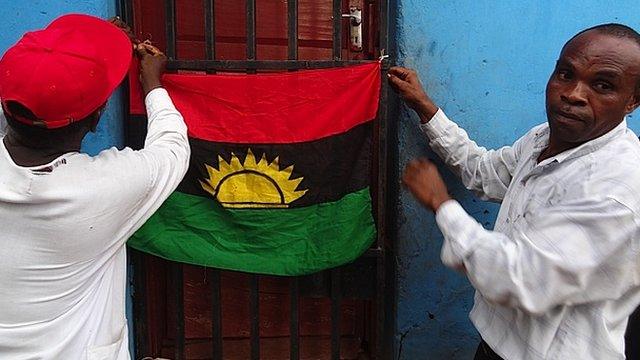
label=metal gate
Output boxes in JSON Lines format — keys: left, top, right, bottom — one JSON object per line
{"left": 118, "top": 0, "right": 396, "bottom": 358}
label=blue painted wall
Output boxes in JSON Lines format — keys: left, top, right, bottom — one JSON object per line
{"left": 0, "top": 0, "right": 132, "bottom": 354}
{"left": 395, "top": 1, "right": 640, "bottom": 359}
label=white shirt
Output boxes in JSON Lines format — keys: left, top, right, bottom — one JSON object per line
{"left": 421, "top": 109, "right": 640, "bottom": 360}
{"left": 0, "top": 89, "right": 190, "bottom": 360}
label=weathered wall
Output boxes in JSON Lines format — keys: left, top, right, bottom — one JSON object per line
{"left": 394, "top": 2, "right": 640, "bottom": 359}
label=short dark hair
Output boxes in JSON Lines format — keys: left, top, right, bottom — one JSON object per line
{"left": 566, "top": 23, "right": 640, "bottom": 49}
{"left": 3, "top": 101, "right": 96, "bottom": 145}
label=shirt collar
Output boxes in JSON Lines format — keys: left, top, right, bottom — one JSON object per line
{"left": 534, "top": 118, "right": 628, "bottom": 166}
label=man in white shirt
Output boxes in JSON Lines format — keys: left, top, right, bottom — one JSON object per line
{"left": 388, "top": 24, "right": 640, "bottom": 359}
{"left": 0, "top": 14, "right": 189, "bottom": 359}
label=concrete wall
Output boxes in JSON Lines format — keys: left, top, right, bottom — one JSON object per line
{"left": 394, "top": 1, "right": 640, "bottom": 359}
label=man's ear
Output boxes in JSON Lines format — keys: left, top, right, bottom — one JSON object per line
{"left": 626, "top": 84, "right": 640, "bottom": 115}
{"left": 89, "top": 104, "right": 106, "bottom": 133}
{"left": 89, "top": 116, "right": 99, "bottom": 133}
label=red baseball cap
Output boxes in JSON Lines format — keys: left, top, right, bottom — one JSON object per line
{"left": 0, "top": 14, "right": 133, "bottom": 129}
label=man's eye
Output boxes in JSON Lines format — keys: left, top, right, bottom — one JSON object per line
{"left": 594, "top": 81, "right": 614, "bottom": 92}
{"left": 557, "top": 70, "right": 572, "bottom": 80}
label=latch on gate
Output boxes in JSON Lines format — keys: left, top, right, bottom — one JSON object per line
{"left": 342, "top": 7, "right": 363, "bottom": 51}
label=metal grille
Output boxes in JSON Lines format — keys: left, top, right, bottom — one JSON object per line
{"left": 118, "top": 0, "right": 396, "bottom": 358}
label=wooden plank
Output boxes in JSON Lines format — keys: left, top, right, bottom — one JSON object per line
{"left": 159, "top": 335, "right": 363, "bottom": 359}
{"left": 290, "top": 278, "right": 300, "bottom": 360}
{"left": 250, "top": 275, "right": 260, "bottom": 359}
{"left": 181, "top": 268, "right": 361, "bottom": 338}
{"left": 172, "top": 263, "right": 185, "bottom": 359}
{"left": 330, "top": 268, "right": 342, "bottom": 360}
{"left": 211, "top": 269, "right": 222, "bottom": 360}
{"left": 298, "top": 0, "right": 333, "bottom": 41}
{"left": 257, "top": 0, "right": 287, "bottom": 39}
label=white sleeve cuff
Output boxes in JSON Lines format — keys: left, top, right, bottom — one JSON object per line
{"left": 435, "top": 199, "right": 466, "bottom": 235}
{"left": 435, "top": 199, "right": 481, "bottom": 268}
{"left": 418, "top": 108, "right": 451, "bottom": 138}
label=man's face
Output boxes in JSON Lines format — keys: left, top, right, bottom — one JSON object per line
{"left": 545, "top": 31, "right": 640, "bottom": 145}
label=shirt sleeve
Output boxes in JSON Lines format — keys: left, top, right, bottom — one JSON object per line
{"left": 101, "top": 87, "right": 191, "bottom": 236}
{"left": 420, "top": 109, "right": 523, "bottom": 202}
{"left": 435, "top": 198, "right": 640, "bottom": 315}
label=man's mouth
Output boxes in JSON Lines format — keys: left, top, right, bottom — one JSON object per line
{"left": 554, "top": 109, "right": 584, "bottom": 123}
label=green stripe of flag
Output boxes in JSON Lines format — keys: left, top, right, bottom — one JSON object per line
{"left": 128, "top": 188, "right": 376, "bottom": 275}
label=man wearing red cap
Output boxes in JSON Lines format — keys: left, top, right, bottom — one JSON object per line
{"left": 0, "top": 14, "right": 189, "bottom": 359}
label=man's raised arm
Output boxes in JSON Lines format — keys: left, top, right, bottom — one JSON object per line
{"left": 388, "top": 66, "right": 521, "bottom": 202}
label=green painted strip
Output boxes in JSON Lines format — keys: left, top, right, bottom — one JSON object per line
{"left": 128, "top": 188, "right": 376, "bottom": 275}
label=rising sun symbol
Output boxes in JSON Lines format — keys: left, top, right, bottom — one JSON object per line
{"left": 199, "top": 149, "right": 308, "bottom": 208}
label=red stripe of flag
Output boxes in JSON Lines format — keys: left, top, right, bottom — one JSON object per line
{"left": 129, "top": 62, "right": 380, "bottom": 143}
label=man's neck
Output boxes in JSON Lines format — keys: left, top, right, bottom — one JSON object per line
{"left": 537, "top": 139, "right": 577, "bottom": 163}
{"left": 3, "top": 132, "right": 80, "bottom": 167}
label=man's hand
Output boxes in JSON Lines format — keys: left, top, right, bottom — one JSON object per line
{"left": 136, "top": 43, "right": 167, "bottom": 96}
{"left": 402, "top": 159, "right": 451, "bottom": 212}
{"left": 388, "top": 66, "right": 439, "bottom": 123}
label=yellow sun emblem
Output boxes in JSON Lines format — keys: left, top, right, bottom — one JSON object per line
{"left": 199, "top": 149, "right": 308, "bottom": 208}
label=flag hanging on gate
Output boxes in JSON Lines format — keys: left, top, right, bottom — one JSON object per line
{"left": 128, "top": 62, "right": 380, "bottom": 276}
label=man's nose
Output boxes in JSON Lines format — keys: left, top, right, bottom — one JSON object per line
{"left": 561, "top": 82, "right": 588, "bottom": 106}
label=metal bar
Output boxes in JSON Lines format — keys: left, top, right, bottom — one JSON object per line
{"left": 289, "top": 278, "right": 300, "bottom": 360}
{"left": 330, "top": 268, "right": 341, "bottom": 360}
{"left": 246, "top": 0, "right": 256, "bottom": 60}
{"left": 332, "top": 0, "right": 342, "bottom": 60}
{"left": 375, "top": 74, "right": 390, "bottom": 360}
{"left": 118, "top": 3, "right": 145, "bottom": 355}
{"left": 129, "top": 250, "right": 149, "bottom": 358}
{"left": 211, "top": 269, "right": 223, "bottom": 360}
{"left": 379, "top": 0, "right": 390, "bottom": 56}
{"left": 376, "top": 254, "right": 386, "bottom": 359}
{"left": 116, "top": 0, "right": 133, "bottom": 25}
{"left": 287, "top": 0, "right": 298, "bottom": 60}
{"left": 164, "top": 2, "right": 181, "bottom": 356}
{"left": 250, "top": 275, "right": 260, "bottom": 360}
{"left": 167, "top": 59, "right": 372, "bottom": 71}
{"left": 376, "top": 0, "right": 393, "bottom": 358}
{"left": 173, "top": 264, "right": 185, "bottom": 360}
{"left": 376, "top": 11, "right": 389, "bottom": 253}
{"left": 164, "top": 0, "right": 177, "bottom": 59}
{"left": 204, "top": 0, "right": 215, "bottom": 60}
{"left": 245, "top": 12, "right": 259, "bottom": 356}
